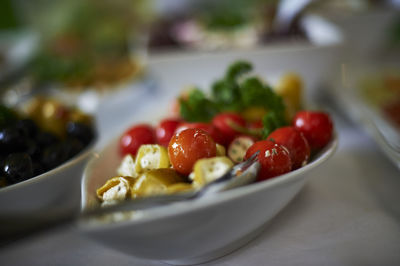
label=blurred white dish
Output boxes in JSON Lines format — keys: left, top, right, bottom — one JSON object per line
{"left": 0, "top": 137, "right": 96, "bottom": 236}
{"left": 330, "top": 63, "right": 400, "bottom": 169}
{"left": 147, "top": 14, "right": 343, "bottom": 106}
{"left": 79, "top": 134, "right": 337, "bottom": 265}
{"left": 317, "top": 7, "right": 398, "bottom": 60}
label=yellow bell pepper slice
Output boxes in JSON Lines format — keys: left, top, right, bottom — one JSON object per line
{"left": 134, "top": 144, "right": 170, "bottom": 173}
{"left": 193, "top": 156, "right": 233, "bottom": 187}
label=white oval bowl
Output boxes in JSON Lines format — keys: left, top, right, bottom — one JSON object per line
{"left": 79, "top": 133, "right": 337, "bottom": 265}
{"left": 0, "top": 138, "right": 97, "bottom": 236}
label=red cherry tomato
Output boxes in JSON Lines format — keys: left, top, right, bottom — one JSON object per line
{"left": 212, "top": 112, "right": 246, "bottom": 145}
{"left": 248, "top": 120, "right": 263, "bottom": 130}
{"left": 176, "top": 122, "right": 224, "bottom": 145}
{"left": 268, "top": 126, "right": 310, "bottom": 169}
{"left": 168, "top": 128, "right": 216, "bottom": 175}
{"left": 292, "top": 111, "right": 333, "bottom": 150}
{"left": 119, "top": 124, "right": 156, "bottom": 156}
{"left": 244, "top": 140, "right": 292, "bottom": 181}
{"left": 156, "top": 118, "right": 182, "bottom": 146}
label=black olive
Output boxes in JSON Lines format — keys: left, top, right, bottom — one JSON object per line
{"left": 41, "top": 143, "right": 69, "bottom": 171}
{"left": 32, "top": 162, "right": 45, "bottom": 176}
{"left": 0, "top": 104, "right": 17, "bottom": 130}
{"left": 66, "top": 121, "right": 94, "bottom": 145}
{"left": 3, "top": 153, "right": 34, "bottom": 184}
{"left": 16, "top": 118, "right": 38, "bottom": 138}
{"left": 0, "top": 175, "right": 8, "bottom": 188}
{"left": 0, "top": 127, "right": 27, "bottom": 154}
{"left": 25, "top": 138, "right": 42, "bottom": 160}
{"left": 63, "top": 138, "right": 85, "bottom": 159}
{"left": 35, "top": 131, "right": 60, "bottom": 149}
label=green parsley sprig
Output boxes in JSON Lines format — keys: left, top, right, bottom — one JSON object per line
{"left": 179, "top": 61, "right": 288, "bottom": 138}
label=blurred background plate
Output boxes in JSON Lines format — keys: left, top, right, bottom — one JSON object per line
{"left": 329, "top": 62, "right": 400, "bottom": 169}
{"left": 313, "top": 5, "right": 400, "bottom": 61}
{"left": 147, "top": 12, "right": 343, "bottom": 98}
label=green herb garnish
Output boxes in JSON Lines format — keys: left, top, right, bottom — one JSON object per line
{"left": 179, "top": 89, "right": 219, "bottom": 122}
{"left": 179, "top": 60, "right": 288, "bottom": 138}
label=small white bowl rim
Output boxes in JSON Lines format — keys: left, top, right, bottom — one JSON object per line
{"left": 0, "top": 137, "right": 97, "bottom": 194}
{"left": 80, "top": 133, "right": 338, "bottom": 231}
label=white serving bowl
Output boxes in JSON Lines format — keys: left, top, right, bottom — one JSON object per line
{"left": 0, "top": 138, "right": 96, "bottom": 236}
{"left": 79, "top": 134, "right": 337, "bottom": 265}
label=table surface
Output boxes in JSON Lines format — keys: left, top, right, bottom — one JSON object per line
{"left": 1, "top": 98, "right": 400, "bottom": 266}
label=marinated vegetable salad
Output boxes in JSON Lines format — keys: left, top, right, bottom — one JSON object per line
{"left": 0, "top": 98, "right": 95, "bottom": 187}
{"left": 97, "top": 61, "right": 333, "bottom": 206}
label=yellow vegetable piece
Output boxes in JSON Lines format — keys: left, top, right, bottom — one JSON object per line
{"left": 132, "top": 168, "right": 187, "bottom": 198}
{"left": 241, "top": 106, "right": 267, "bottom": 122}
{"left": 68, "top": 110, "right": 93, "bottom": 125}
{"left": 275, "top": 73, "right": 303, "bottom": 119}
{"left": 216, "top": 144, "right": 226, "bottom": 156}
{"left": 39, "top": 99, "right": 70, "bottom": 138}
{"left": 117, "top": 154, "right": 138, "bottom": 178}
{"left": 24, "top": 97, "right": 94, "bottom": 138}
{"left": 96, "top": 176, "right": 136, "bottom": 202}
{"left": 193, "top": 156, "right": 234, "bottom": 187}
{"left": 134, "top": 144, "right": 170, "bottom": 173}
{"left": 166, "top": 183, "right": 194, "bottom": 194}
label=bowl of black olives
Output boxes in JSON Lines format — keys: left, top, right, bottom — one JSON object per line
{"left": 0, "top": 98, "right": 96, "bottom": 236}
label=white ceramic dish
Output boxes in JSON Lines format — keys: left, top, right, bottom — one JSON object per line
{"left": 0, "top": 138, "right": 96, "bottom": 236}
{"left": 147, "top": 14, "right": 343, "bottom": 107}
{"left": 330, "top": 63, "right": 400, "bottom": 169}
{"left": 79, "top": 134, "right": 337, "bottom": 265}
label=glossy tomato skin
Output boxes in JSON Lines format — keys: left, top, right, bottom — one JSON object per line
{"left": 268, "top": 126, "right": 310, "bottom": 169}
{"left": 175, "top": 122, "right": 224, "bottom": 145}
{"left": 156, "top": 118, "right": 181, "bottom": 146}
{"left": 244, "top": 140, "right": 292, "bottom": 181}
{"left": 212, "top": 112, "right": 246, "bottom": 145}
{"left": 168, "top": 128, "right": 216, "bottom": 175}
{"left": 292, "top": 111, "right": 333, "bottom": 150}
{"left": 119, "top": 124, "right": 156, "bottom": 156}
